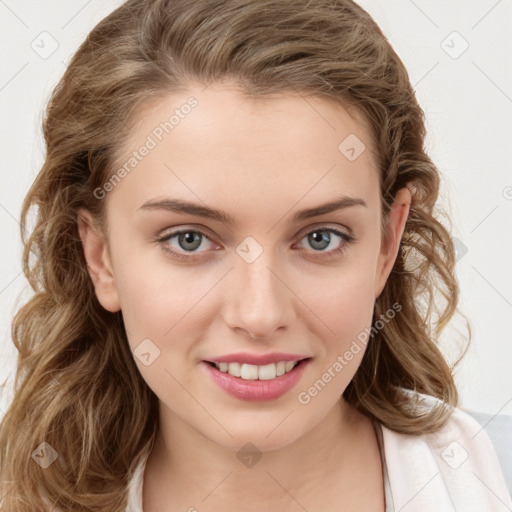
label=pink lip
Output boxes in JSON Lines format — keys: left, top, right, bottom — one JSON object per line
{"left": 201, "top": 358, "right": 311, "bottom": 401}
{"left": 205, "top": 352, "right": 310, "bottom": 365}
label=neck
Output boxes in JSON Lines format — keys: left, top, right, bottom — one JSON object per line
{"left": 142, "top": 399, "right": 383, "bottom": 511}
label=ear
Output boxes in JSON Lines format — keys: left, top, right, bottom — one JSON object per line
{"left": 374, "top": 186, "right": 412, "bottom": 299}
{"left": 77, "top": 208, "right": 121, "bottom": 312}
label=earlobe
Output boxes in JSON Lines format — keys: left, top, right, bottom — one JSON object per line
{"left": 77, "top": 209, "right": 121, "bottom": 312}
{"left": 374, "top": 186, "right": 412, "bottom": 299}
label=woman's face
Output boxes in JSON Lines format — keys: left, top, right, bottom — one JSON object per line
{"left": 80, "top": 82, "right": 410, "bottom": 452}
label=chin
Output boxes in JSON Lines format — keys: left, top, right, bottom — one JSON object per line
{"left": 202, "top": 412, "right": 312, "bottom": 454}
{"left": 221, "top": 430, "right": 300, "bottom": 455}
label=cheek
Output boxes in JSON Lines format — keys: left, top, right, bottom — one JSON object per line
{"left": 115, "top": 262, "right": 204, "bottom": 346}
{"left": 305, "top": 259, "right": 377, "bottom": 343}
{"left": 294, "top": 266, "right": 377, "bottom": 408}
{"left": 113, "top": 258, "right": 204, "bottom": 398}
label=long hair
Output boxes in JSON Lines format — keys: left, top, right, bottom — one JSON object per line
{"left": 0, "top": 0, "right": 469, "bottom": 510}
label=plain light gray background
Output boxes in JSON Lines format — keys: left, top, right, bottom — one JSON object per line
{"left": 1, "top": 0, "right": 511, "bottom": 417}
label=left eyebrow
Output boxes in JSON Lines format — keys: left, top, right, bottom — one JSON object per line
{"left": 291, "top": 196, "right": 367, "bottom": 222}
{"left": 138, "top": 195, "right": 367, "bottom": 226}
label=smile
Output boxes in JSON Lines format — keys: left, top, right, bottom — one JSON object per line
{"left": 202, "top": 358, "right": 312, "bottom": 401}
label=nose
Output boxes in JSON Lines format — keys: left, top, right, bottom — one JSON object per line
{"left": 222, "top": 250, "right": 294, "bottom": 339}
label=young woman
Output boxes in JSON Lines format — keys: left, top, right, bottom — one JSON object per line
{"left": 0, "top": 1, "right": 510, "bottom": 511}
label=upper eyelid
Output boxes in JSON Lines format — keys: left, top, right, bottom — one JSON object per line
{"left": 158, "top": 224, "right": 353, "bottom": 248}
{"left": 159, "top": 221, "right": 353, "bottom": 239}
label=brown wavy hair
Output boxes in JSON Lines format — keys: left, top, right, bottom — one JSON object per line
{"left": 0, "top": 0, "right": 470, "bottom": 510}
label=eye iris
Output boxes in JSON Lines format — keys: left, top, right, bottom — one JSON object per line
{"left": 178, "top": 231, "right": 202, "bottom": 251}
{"left": 309, "top": 231, "right": 330, "bottom": 250}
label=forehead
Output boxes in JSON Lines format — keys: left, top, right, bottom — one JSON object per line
{"left": 106, "top": 83, "right": 380, "bottom": 221}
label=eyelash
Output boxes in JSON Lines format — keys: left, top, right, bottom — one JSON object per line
{"left": 156, "top": 226, "right": 356, "bottom": 262}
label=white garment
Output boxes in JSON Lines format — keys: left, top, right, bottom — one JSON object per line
{"left": 379, "top": 407, "right": 512, "bottom": 511}
{"left": 125, "top": 407, "right": 512, "bottom": 511}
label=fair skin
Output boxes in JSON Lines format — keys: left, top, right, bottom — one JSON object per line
{"left": 79, "top": 82, "right": 411, "bottom": 511}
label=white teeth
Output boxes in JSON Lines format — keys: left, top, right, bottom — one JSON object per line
{"left": 227, "top": 361, "right": 241, "bottom": 377}
{"left": 258, "top": 363, "right": 276, "bottom": 380}
{"left": 240, "top": 364, "right": 259, "bottom": 380}
{"left": 285, "top": 361, "right": 295, "bottom": 372}
{"left": 213, "top": 360, "right": 301, "bottom": 380}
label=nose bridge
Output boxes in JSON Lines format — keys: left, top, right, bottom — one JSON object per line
{"left": 225, "top": 242, "right": 290, "bottom": 338}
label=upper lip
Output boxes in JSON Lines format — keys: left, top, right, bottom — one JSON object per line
{"left": 205, "top": 352, "right": 311, "bottom": 366}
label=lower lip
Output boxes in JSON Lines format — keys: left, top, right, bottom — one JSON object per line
{"left": 201, "top": 359, "right": 311, "bottom": 401}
